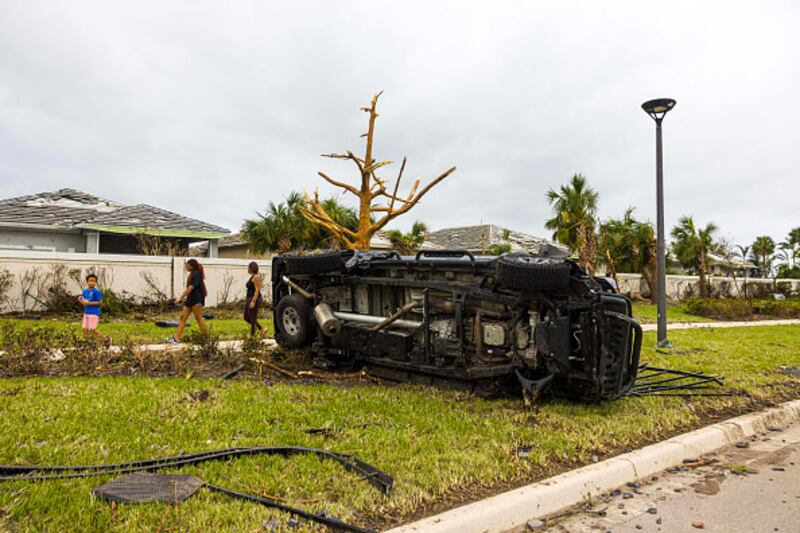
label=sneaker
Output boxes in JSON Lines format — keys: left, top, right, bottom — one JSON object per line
{"left": 165, "top": 337, "right": 181, "bottom": 344}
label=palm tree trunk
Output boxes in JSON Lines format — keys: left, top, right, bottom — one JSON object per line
{"left": 577, "top": 223, "right": 597, "bottom": 276}
{"left": 698, "top": 251, "right": 709, "bottom": 297}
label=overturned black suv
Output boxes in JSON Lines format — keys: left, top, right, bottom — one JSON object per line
{"left": 271, "top": 247, "right": 642, "bottom": 403}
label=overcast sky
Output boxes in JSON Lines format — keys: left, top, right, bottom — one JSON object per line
{"left": 1, "top": 1, "right": 798, "bottom": 247}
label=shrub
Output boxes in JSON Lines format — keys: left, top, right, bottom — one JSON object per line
{"left": 685, "top": 297, "right": 800, "bottom": 320}
{"left": 183, "top": 328, "right": 222, "bottom": 360}
{"left": 754, "top": 300, "right": 800, "bottom": 318}
{"left": 101, "top": 289, "right": 137, "bottom": 317}
{"left": 684, "top": 298, "right": 753, "bottom": 320}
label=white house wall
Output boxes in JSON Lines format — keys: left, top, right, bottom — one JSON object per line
{"left": 0, "top": 229, "right": 86, "bottom": 253}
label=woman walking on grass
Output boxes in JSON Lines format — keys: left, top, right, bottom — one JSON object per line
{"left": 166, "top": 259, "right": 208, "bottom": 344}
{"left": 244, "top": 261, "right": 264, "bottom": 337}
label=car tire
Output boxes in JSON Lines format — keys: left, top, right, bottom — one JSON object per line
{"left": 282, "top": 251, "right": 343, "bottom": 275}
{"left": 496, "top": 253, "right": 571, "bottom": 291}
{"left": 275, "top": 293, "right": 314, "bottom": 348}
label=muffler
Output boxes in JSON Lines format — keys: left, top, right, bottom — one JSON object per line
{"left": 314, "top": 303, "right": 342, "bottom": 336}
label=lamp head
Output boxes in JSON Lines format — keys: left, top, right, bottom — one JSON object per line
{"left": 642, "top": 98, "right": 676, "bottom": 122}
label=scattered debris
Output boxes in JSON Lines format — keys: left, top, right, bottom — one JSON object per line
{"left": 262, "top": 518, "right": 281, "bottom": 532}
{"left": 155, "top": 320, "right": 183, "bottom": 328}
{"left": 735, "top": 442, "right": 750, "bottom": 449}
{"left": 0, "top": 446, "right": 394, "bottom": 532}
{"left": 249, "top": 358, "right": 298, "bottom": 379}
{"left": 526, "top": 518, "right": 545, "bottom": 530}
{"left": 629, "top": 364, "right": 731, "bottom": 397}
{"left": 647, "top": 507, "right": 658, "bottom": 514}
{"left": 220, "top": 365, "right": 245, "bottom": 380}
{"left": 187, "top": 390, "right": 210, "bottom": 402}
{"left": 778, "top": 366, "right": 800, "bottom": 377}
{"left": 729, "top": 464, "right": 758, "bottom": 475}
{"left": 517, "top": 445, "right": 535, "bottom": 459}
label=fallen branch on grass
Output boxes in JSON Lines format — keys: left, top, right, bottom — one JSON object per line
{"left": 248, "top": 357, "right": 298, "bottom": 379}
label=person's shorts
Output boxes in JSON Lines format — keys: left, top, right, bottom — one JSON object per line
{"left": 82, "top": 314, "right": 99, "bottom": 330}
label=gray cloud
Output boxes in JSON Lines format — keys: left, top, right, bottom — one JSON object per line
{"left": 1, "top": 1, "right": 798, "bottom": 246}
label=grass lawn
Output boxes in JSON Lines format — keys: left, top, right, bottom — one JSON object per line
{"left": 632, "top": 303, "right": 711, "bottom": 324}
{"left": 0, "top": 305, "right": 700, "bottom": 345}
{"left": 1, "top": 325, "right": 799, "bottom": 531}
{"left": 0, "top": 315, "right": 274, "bottom": 344}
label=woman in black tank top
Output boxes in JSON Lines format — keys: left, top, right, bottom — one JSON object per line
{"left": 243, "top": 262, "right": 263, "bottom": 336}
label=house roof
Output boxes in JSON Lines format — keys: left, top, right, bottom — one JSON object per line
{"left": 217, "top": 233, "right": 249, "bottom": 248}
{"left": 0, "top": 188, "right": 229, "bottom": 239}
{"left": 424, "top": 224, "right": 562, "bottom": 254}
{"left": 706, "top": 252, "right": 757, "bottom": 269}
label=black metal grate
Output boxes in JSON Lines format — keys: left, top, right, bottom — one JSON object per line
{"left": 93, "top": 473, "right": 204, "bottom": 504}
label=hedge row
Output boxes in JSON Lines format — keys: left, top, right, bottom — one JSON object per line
{"left": 685, "top": 298, "right": 800, "bottom": 320}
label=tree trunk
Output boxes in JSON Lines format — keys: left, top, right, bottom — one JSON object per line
{"left": 642, "top": 264, "right": 657, "bottom": 304}
{"left": 698, "top": 251, "right": 709, "bottom": 297}
{"left": 577, "top": 222, "right": 597, "bottom": 276}
{"left": 642, "top": 245, "right": 658, "bottom": 304}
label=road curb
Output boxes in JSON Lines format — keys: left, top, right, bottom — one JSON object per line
{"left": 385, "top": 399, "right": 800, "bottom": 533}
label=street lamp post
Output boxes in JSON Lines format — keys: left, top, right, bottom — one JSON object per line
{"left": 642, "top": 98, "right": 676, "bottom": 348}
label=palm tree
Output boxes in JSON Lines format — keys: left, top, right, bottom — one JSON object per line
{"left": 777, "top": 227, "right": 800, "bottom": 271}
{"left": 311, "top": 198, "right": 360, "bottom": 249}
{"left": 386, "top": 221, "right": 428, "bottom": 255}
{"left": 600, "top": 208, "right": 657, "bottom": 302}
{"left": 545, "top": 174, "right": 599, "bottom": 274}
{"left": 241, "top": 192, "right": 358, "bottom": 253}
{"left": 670, "top": 216, "right": 719, "bottom": 297}
{"left": 751, "top": 236, "right": 776, "bottom": 278}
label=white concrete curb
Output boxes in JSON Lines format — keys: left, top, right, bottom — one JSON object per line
{"left": 386, "top": 399, "right": 800, "bottom": 533}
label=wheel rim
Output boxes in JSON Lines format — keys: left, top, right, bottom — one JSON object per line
{"left": 281, "top": 307, "right": 302, "bottom": 336}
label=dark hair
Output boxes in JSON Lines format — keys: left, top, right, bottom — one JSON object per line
{"left": 186, "top": 259, "right": 207, "bottom": 297}
{"left": 248, "top": 261, "right": 259, "bottom": 274}
{"left": 86, "top": 273, "right": 98, "bottom": 282}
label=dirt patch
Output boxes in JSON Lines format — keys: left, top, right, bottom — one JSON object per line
{"left": 691, "top": 475, "right": 722, "bottom": 495}
{"left": 757, "top": 447, "right": 793, "bottom": 466}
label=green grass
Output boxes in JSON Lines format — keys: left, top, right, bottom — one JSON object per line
{"left": 632, "top": 303, "right": 712, "bottom": 324}
{"left": 0, "top": 316, "right": 274, "bottom": 344}
{"left": 1, "top": 325, "right": 799, "bottom": 531}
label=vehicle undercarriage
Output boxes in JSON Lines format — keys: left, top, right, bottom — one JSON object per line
{"left": 271, "top": 247, "right": 642, "bottom": 403}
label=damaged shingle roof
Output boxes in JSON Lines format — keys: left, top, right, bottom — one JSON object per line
{"left": 425, "top": 224, "right": 564, "bottom": 254}
{"left": 0, "top": 188, "right": 229, "bottom": 236}
{"left": 86, "top": 204, "right": 229, "bottom": 234}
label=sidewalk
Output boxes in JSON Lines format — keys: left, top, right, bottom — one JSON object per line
{"left": 111, "top": 338, "right": 277, "bottom": 353}
{"left": 544, "top": 418, "right": 800, "bottom": 533}
{"left": 641, "top": 318, "right": 800, "bottom": 332}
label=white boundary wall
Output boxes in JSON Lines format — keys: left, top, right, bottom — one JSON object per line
{"left": 0, "top": 250, "right": 272, "bottom": 312}
{"left": 1, "top": 250, "right": 798, "bottom": 312}
{"left": 616, "top": 273, "right": 800, "bottom": 300}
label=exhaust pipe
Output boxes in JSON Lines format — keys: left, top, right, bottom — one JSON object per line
{"left": 314, "top": 303, "right": 342, "bottom": 336}
{"left": 332, "top": 311, "right": 421, "bottom": 329}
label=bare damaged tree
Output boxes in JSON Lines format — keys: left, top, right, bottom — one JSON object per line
{"left": 300, "top": 92, "right": 456, "bottom": 250}
{"left": 216, "top": 271, "right": 235, "bottom": 307}
{"left": 140, "top": 271, "right": 170, "bottom": 311}
{"left": 0, "top": 267, "right": 15, "bottom": 312}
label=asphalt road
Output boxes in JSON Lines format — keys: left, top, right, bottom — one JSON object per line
{"left": 543, "top": 421, "right": 800, "bottom": 533}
